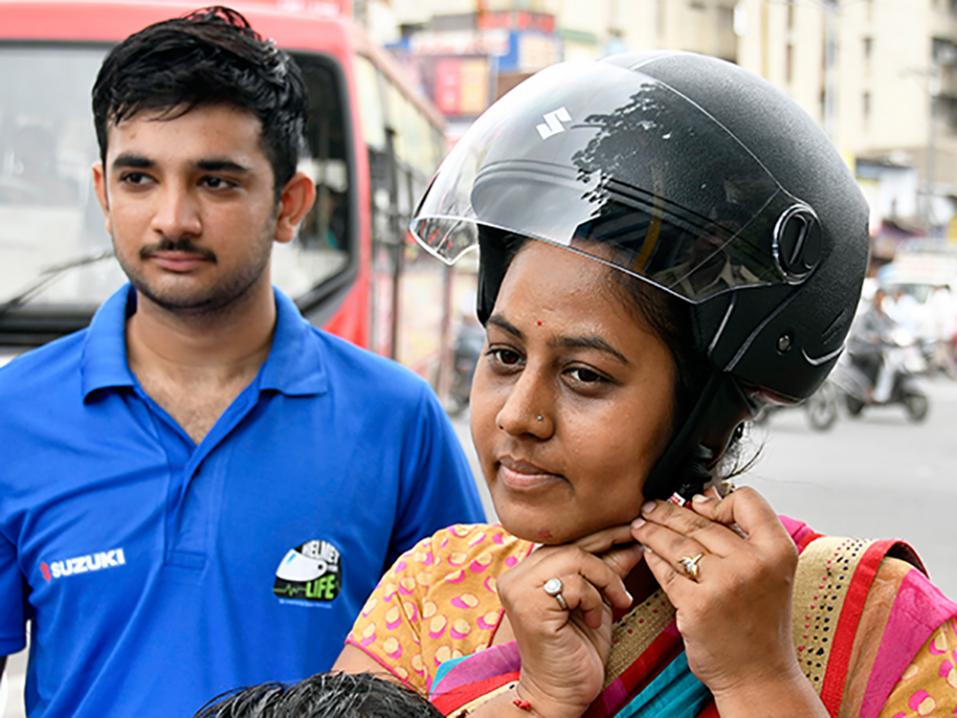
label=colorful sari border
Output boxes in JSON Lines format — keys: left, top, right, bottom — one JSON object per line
{"left": 860, "top": 567, "right": 957, "bottom": 718}
{"left": 819, "top": 539, "right": 896, "bottom": 714}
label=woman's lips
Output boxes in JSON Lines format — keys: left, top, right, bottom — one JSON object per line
{"left": 497, "top": 456, "right": 564, "bottom": 491}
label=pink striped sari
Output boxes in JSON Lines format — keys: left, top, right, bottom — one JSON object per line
{"left": 427, "top": 517, "right": 957, "bottom": 717}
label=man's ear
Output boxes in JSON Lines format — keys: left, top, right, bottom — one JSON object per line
{"left": 274, "top": 171, "right": 317, "bottom": 245}
{"left": 91, "top": 162, "right": 113, "bottom": 236}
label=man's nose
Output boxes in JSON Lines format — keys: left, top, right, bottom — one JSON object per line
{"left": 150, "top": 183, "right": 202, "bottom": 239}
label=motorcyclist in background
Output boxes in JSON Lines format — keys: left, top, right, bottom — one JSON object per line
{"left": 851, "top": 287, "right": 898, "bottom": 402}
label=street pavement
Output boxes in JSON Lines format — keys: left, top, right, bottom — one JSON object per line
{"left": 3, "top": 376, "right": 954, "bottom": 717}
{"left": 745, "top": 375, "right": 957, "bottom": 598}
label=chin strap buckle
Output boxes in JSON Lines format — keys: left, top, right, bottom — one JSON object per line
{"left": 667, "top": 492, "right": 689, "bottom": 508}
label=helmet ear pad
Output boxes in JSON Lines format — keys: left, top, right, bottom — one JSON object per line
{"left": 476, "top": 227, "right": 523, "bottom": 326}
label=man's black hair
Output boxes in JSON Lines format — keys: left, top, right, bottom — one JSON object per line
{"left": 92, "top": 5, "right": 307, "bottom": 195}
{"left": 194, "top": 672, "right": 444, "bottom": 718}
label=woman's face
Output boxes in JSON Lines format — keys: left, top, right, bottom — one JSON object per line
{"left": 470, "top": 241, "right": 678, "bottom": 545}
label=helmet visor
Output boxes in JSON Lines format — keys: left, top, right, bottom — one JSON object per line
{"left": 411, "top": 60, "right": 811, "bottom": 303}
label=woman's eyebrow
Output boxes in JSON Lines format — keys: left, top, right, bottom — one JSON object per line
{"left": 553, "top": 335, "right": 631, "bottom": 365}
{"left": 487, "top": 315, "right": 523, "bottom": 339}
{"left": 489, "top": 314, "right": 631, "bottom": 366}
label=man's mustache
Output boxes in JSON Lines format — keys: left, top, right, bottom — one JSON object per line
{"left": 140, "top": 238, "right": 217, "bottom": 262}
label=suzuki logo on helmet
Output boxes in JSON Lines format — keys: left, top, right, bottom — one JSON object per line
{"left": 537, "top": 107, "right": 572, "bottom": 139}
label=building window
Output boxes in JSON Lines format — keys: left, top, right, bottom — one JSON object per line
{"left": 863, "top": 36, "right": 873, "bottom": 62}
{"left": 787, "top": 1, "right": 795, "bottom": 32}
{"left": 862, "top": 91, "right": 871, "bottom": 125}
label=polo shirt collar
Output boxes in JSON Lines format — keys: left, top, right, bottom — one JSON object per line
{"left": 81, "top": 284, "right": 328, "bottom": 399}
{"left": 258, "top": 288, "right": 328, "bottom": 397}
{"left": 81, "top": 284, "right": 137, "bottom": 399}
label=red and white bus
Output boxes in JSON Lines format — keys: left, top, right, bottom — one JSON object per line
{"left": 0, "top": 0, "right": 459, "bottom": 378}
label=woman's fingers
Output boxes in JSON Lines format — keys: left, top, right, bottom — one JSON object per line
{"left": 602, "top": 543, "right": 646, "bottom": 581}
{"left": 643, "top": 547, "right": 697, "bottom": 605}
{"left": 573, "top": 523, "right": 644, "bottom": 555}
{"left": 556, "top": 573, "right": 611, "bottom": 630}
{"left": 510, "top": 541, "right": 642, "bottom": 619}
{"left": 689, "top": 486, "right": 792, "bottom": 550}
{"left": 632, "top": 499, "right": 742, "bottom": 557}
{"left": 562, "top": 546, "right": 643, "bottom": 611}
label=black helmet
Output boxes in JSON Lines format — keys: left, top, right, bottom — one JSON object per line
{"left": 411, "top": 52, "right": 869, "bottom": 499}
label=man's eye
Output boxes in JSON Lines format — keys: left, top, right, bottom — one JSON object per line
{"left": 201, "top": 176, "right": 236, "bottom": 190}
{"left": 120, "top": 172, "right": 150, "bottom": 185}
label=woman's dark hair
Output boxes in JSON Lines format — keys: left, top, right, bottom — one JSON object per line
{"left": 607, "top": 267, "right": 757, "bottom": 482}
{"left": 193, "top": 671, "right": 443, "bottom": 718}
{"left": 92, "top": 6, "right": 307, "bottom": 196}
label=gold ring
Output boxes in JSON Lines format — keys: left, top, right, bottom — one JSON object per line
{"left": 716, "top": 479, "right": 737, "bottom": 497}
{"left": 679, "top": 552, "right": 704, "bottom": 581}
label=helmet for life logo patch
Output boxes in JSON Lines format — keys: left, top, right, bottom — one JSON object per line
{"left": 273, "top": 540, "right": 341, "bottom": 607}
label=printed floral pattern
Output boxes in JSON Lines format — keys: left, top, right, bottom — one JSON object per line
{"left": 881, "top": 616, "right": 957, "bottom": 717}
{"left": 346, "top": 523, "right": 533, "bottom": 693}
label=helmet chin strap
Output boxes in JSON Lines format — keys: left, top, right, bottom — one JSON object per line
{"left": 642, "top": 370, "right": 753, "bottom": 502}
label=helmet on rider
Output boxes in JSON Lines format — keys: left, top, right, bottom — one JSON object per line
{"left": 410, "top": 52, "right": 869, "bottom": 499}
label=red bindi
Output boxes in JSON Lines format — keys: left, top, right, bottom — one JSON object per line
{"left": 536, "top": 320, "right": 543, "bottom": 326}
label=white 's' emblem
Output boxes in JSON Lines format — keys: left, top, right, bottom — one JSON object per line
{"left": 536, "top": 107, "right": 572, "bottom": 139}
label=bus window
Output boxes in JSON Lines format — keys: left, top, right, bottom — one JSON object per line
{"left": 354, "top": 54, "right": 387, "bottom": 152}
{"left": 0, "top": 45, "right": 124, "bottom": 316}
{"left": 267, "top": 53, "right": 354, "bottom": 308}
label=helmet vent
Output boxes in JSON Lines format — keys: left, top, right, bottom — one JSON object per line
{"left": 772, "top": 205, "right": 822, "bottom": 283}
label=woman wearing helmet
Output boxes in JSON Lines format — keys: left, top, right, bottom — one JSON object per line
{"left": 334, "top": 53, "right": 956, "bottom": 716}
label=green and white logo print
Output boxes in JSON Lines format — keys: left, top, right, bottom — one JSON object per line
{"left": 273, "top": 540, "right": 341, "bottom": 606}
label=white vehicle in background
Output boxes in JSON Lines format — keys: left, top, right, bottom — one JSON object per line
{"left": 877, "top": 246, "right": 957, "bottom": 377}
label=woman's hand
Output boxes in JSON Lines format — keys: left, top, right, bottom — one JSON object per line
{"left": 496, "top": 525, "right": 645, "bottom": 718}
{"left": 630, "top": 487, "right": 819, "bottom": 709}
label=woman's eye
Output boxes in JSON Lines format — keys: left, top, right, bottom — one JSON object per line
{"left": 567, "top": 367, "right": 607, "bottom": 385}
{"left": 487, "top": 347, "right": 523, "bottom": 369}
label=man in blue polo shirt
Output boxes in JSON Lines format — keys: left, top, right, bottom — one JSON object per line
{"left": 0, "top": 8, "right": 483, "bottom": 716}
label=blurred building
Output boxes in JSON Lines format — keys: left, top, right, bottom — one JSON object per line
{"left": 736, "top": 0, "right": 957, "bottom": 249}
{"left": 360, "top": 0, "right": 957, "bottom": 252}
{"left": 371, "top": 0, "right": 737, "bottom": 138}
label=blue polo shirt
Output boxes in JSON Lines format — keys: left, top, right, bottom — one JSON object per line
{"left": 0, "top": 285, "right": 484, "bottom": 717}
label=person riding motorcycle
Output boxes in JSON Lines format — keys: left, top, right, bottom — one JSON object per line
{"left": 840, "top": 287, "right": 930, "bottom": 420}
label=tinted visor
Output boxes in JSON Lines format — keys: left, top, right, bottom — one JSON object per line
{"left": 411, "top": 60, "right": 811, "bottom": 303}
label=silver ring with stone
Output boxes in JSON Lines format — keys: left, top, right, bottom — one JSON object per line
{"left": 543, "top": 577, "right": 568, "bottom": 610}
